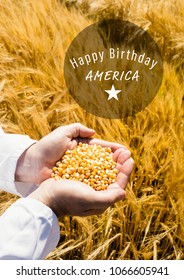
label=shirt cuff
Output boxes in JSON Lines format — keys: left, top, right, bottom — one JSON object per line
{"left": 0, "top": 134, "right": 37, "bottom": 196}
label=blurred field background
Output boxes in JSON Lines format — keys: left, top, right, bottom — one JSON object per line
{"left": 0, "top": 0, "right": 183, "bottom": 260}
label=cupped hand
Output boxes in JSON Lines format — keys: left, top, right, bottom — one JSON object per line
{"left": 28, "top": 156, "right": 134, "bottom": 217}
{"left": 15, "top": 123, "right": 130, "bottom": 185}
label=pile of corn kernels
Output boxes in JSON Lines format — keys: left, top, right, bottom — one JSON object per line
{"left": 51, "top": 142, "right": 118, "bottom": 191}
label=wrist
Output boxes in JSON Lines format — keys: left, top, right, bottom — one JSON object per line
{"left": 15, "top": 143, "right": 38, "bottom": 184}
{"left": 28, "top": 179, "right": 60, "bottom": 217}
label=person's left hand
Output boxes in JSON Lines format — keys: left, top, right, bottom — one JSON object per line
{"left": 15, "top": 123, "right": 130, "bottom": 184}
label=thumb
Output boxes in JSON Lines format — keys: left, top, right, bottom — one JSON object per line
{"left": 69, "top": 123, "right": 95, "bottom": 138}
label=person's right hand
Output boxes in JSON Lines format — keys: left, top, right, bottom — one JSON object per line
{"left": 28, "top": 155, "right": 134, "bottom": 217}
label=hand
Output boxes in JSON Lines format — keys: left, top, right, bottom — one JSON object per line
{"left": 28, "top": 155, "right": 134, "bottom": 217}
{"left": 15, "top": 123, "right": 130, "bottom": 185}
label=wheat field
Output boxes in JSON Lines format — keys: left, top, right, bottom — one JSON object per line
{"left": 0, "top": 0, "right": 183, "bottom": 260}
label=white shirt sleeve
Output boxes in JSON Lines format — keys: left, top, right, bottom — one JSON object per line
{"left": 0, "top": 198, "right": 60, "bottom": 260}
{"left": 0, "top": 128, "right": 38, "bottom": 196}
{"left": 0, "top": 128, "right": 60, "bottom": 259}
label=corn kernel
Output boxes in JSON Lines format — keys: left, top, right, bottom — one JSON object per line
{"left": 51, "top": 143, "right": 118, "bottom": 191}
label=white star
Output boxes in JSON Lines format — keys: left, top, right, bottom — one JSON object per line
{"left": 105, "top": 84, "right": 122, "bottom": 101}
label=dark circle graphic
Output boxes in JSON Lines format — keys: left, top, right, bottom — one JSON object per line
{"left": 64, "top": 20, "right": 163, "bottom": 119}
